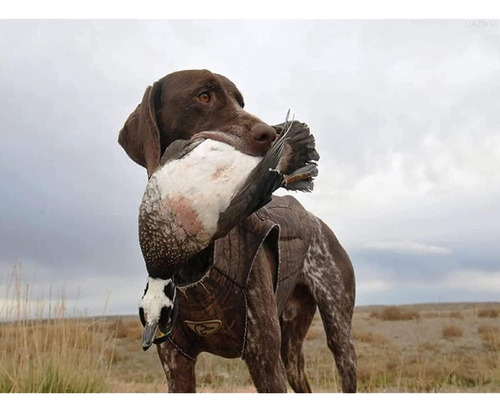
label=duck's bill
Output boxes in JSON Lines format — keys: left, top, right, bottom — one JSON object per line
{"left": 142, "top": 321, "right": 158, "bottom": 351}
{"left": 142, "top": 321, "right": 173, "bottom": 351}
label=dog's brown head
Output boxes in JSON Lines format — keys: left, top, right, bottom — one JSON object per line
{"left": 119, "top": 69, "right": 277, "bottom": 177}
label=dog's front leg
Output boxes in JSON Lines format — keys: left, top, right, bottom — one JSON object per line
{"left": 243, "top": 245, "right": 287, "bottom": 393}
{"left": 157, "top": 340, "right": 197, "bottom": 392}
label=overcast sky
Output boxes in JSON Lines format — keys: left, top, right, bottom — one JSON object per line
{"left": 1, "top": 20, "right": 499, "bottom": 316}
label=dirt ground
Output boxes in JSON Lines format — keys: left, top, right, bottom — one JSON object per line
{"left": 104, "top": 302, "right": 500, "bottom": 393}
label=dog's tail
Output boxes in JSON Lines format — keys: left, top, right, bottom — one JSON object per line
{"left": 277, "top": 121, "right": 319, "bottom": 192}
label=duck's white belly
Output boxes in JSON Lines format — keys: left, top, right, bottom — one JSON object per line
{"left": 142, "top": 140, "right": 261, "bottom": 249}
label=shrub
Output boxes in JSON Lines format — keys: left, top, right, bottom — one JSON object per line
{"left": 477, "top": 309, "right": 498, "bottom": 318}
{"left": 477, "top": 325, "right": 499, "bottom": 351}
{"left": 448, "top": 311, "right": 464, "bottom": 319}
{"left": 354, "top": 331, "right": 389, "bottom": 345}
{"left": 372, "top": 306, "right": 420, "bottom": 321}
{"left": 442, "top": 325, "right": 463, "bottom": 339}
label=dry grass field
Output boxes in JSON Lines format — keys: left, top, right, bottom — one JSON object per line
{"left": 1, "top": 275, "right": 499, "bottom": 393}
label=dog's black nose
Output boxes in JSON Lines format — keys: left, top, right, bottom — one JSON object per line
{"left": 251, "top": 123, "right": 277, "bottom": 146}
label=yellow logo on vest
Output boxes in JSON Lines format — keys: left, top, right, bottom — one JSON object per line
{"left": 185, "top": 320, "right": 222, "bottom": 337}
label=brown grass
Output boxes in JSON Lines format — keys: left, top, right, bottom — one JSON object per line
{"left": 478, "top": 325, "right": 499, "bottom": 351}
{"left": 109, "top": 318, "right": 142, "bottom": 340}
{"left": 0, "top": 268, "right": 115, "bottom": 392}
{"left": 2, "top": 268, "right": 499, "bottom": 393}
{"left": 370, "top": 306, "right": 420, "bottom": 321}
{"left": 448, "top": 311, "right": 464, "bottom": 319}
{"left": 421, "top": 311, "right": 441, "bottom": 318}
{"left": 418, "top": 341, "right": 440, "bottom": 352}
{"left": 442, "top": 325, "right": 463, "bottom": 339}
{"left": 478, "top": 309, "right": 498, "bottom": 318}
{"left": 354, "top": 331, "right": 388, "bottom": 345}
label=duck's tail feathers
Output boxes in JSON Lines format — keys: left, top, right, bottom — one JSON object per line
{"left": 277, "top": 122, "right": 319, "bottom": 174}
{"left": 283, "top": 164, "right": 319, "bottom": 192}
{"left": 273, "top": 121, "right": 319, "bottom": 192}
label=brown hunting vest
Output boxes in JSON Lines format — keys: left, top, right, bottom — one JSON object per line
{"left": 168, "top": 195, "right": 314, "bottom": 360}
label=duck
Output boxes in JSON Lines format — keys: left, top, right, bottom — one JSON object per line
{"left": 138, "top": 116, "right": 319, "bottom": 278}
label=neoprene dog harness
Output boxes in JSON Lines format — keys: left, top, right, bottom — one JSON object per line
{"left": 165, "top": 195, "right": 314, "bottom": 360}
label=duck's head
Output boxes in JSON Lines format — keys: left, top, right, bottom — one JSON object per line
{"left": 138, "top": 277, "right": 177, "bottom": 351}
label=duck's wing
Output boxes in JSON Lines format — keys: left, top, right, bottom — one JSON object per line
{"left": 214, "top": 120, "right": 318, "bottom": 239}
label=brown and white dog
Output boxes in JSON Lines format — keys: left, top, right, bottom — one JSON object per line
{"left": 118, "top": 69, "right": 357, "bottom": 392}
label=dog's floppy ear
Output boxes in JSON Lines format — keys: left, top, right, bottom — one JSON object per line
{"left": 118, "top": 82, "right": 161, "bottom": 178}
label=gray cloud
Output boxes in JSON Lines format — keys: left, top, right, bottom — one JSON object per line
{"left": 1, "top": 20, "right": 499, "bottom": 314}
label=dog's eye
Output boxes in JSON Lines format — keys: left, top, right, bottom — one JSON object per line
{"left": 198, "top": 92, "right": 210, "bottom": 103}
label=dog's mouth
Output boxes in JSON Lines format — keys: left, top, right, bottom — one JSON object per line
{"left": 191, "top": 131, "right": 236, "bottom": 146}
{"left": 191, "top": 130, "right": 261, "bottom": 154}
{"left": 191, "top": 111, "right": 293, "bottom": 157}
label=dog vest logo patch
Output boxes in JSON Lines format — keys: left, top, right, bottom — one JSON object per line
{"left": 185, "top": 319, "right": 222, "bottom": 337}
